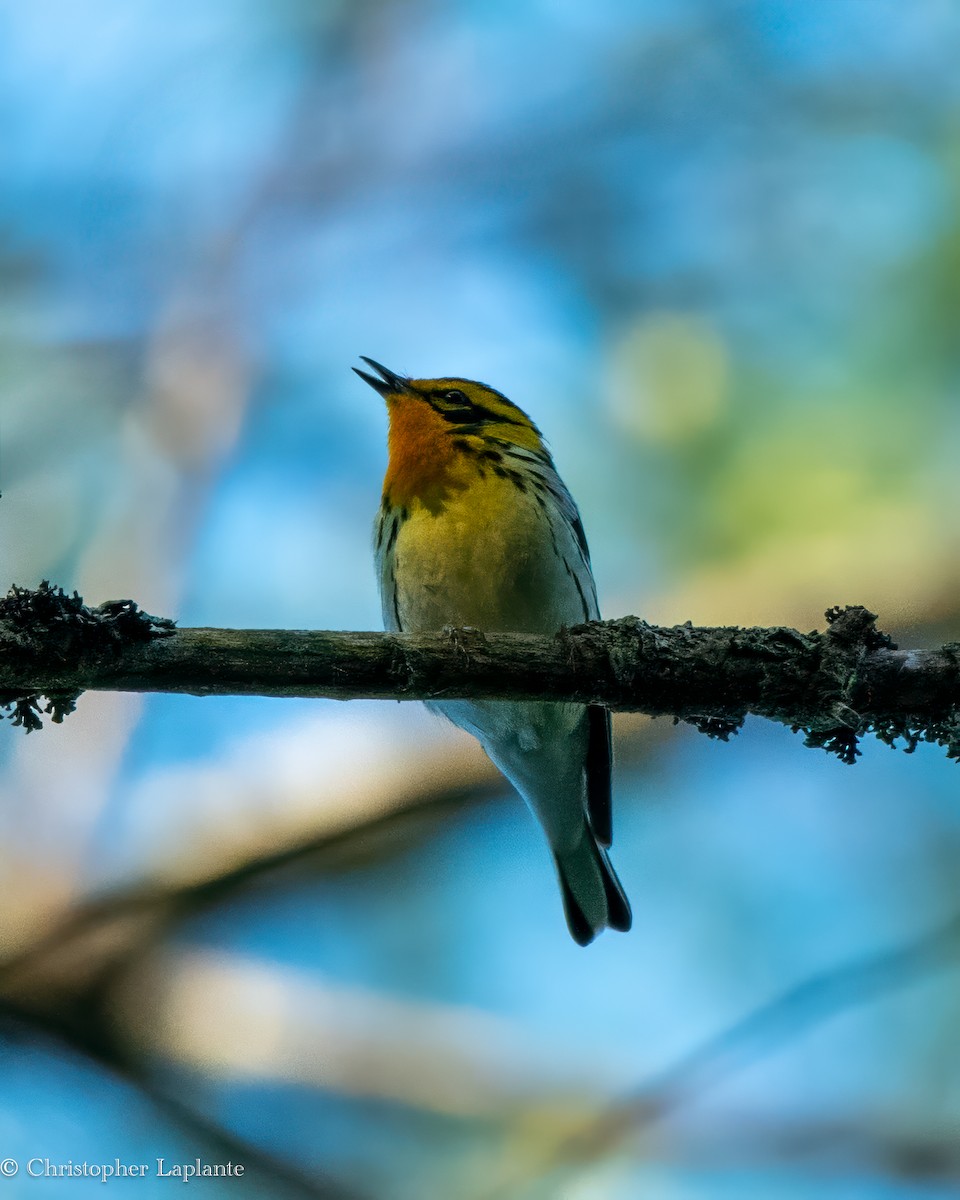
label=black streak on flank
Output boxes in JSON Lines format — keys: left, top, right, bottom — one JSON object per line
{"left": 570, "top": 513, "right": 591, "bottom": 564}
{"left": 563, "top": 557, "right": 591, "bottom": 621}
{"left": 392, "top": 585, "right": 402, "bottom": 631}
{"left": 382, "top": 506, "right": 409, "bottom": 559}
{"left": 384, "top": 514, "right": 400, "bottom": 557}
{"left": 392, "top": 508, "right": 411, "bottom": 630}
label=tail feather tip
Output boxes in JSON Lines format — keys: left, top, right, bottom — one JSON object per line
{"left": 555, "top": 839, "right": 631, "bottom": 946}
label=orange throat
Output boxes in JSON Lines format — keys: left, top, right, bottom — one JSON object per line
{"left": 383, "top": 395, "right": 463, "bottom": 511}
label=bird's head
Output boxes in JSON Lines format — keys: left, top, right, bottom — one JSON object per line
{"left": 353, "top": 357, "right": 544, "bottom": 453}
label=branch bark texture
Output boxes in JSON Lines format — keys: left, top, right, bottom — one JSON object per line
{"left": 2, "top": 583, "right": 960, "bottom": 762}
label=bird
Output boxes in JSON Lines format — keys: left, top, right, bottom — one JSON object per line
{"left": 354, "top": 357, "right": 631, "bottom": 945}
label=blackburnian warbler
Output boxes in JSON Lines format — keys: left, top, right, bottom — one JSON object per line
{"left": 354, "top": 357, "right": 631, "bottom": 946}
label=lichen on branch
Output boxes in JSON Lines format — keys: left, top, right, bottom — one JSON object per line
{"left": 1, "top": 581, "right": 959, "bottom": 764}
{"left": 0, "top": 581, "right": 175, "bottom": 732}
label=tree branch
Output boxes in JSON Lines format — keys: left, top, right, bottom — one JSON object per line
{"left": 2, "top": 583, "right": 960, "bottom": 763}
{"left": 476, "top": 908, "right": 960, "bottom": 1199}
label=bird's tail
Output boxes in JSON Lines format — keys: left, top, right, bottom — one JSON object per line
{"left": 554, "top": 832, "right": 632, "bottom": 946}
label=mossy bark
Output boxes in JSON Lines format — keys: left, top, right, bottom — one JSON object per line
{"left": 2, "top": 584, "right": 959, "bottom": 762}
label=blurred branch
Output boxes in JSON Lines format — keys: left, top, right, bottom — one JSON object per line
{"left": 0, "top": 769, "right": 499, "bottom": 1057}
{"left": 0, "top": 1008, "right": 365, "bottom": 1200}
{"left": 569, "top": 909, "right": 960, "bottom": 1154}
{"left": 481, "top": 908, "right": 960, "bottom": 1199}
{"left": 0, "top": 777, "right": 483, "bottom": 1199}
{"left": 0, "top": 779, "right": 484, "bottom": 1200}
{"left": 3, "top": 583, "right": 960, "bottom": 763}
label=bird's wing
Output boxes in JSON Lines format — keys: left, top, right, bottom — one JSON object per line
{"left": 374, "top": 504, "right": 403, "bottom": 632}
{"left": 502, "top": 447, "right": 614, "bottom": 845}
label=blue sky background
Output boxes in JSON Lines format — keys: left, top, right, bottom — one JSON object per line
{"left": 3, "top": 1, "right": 960, "bottom": 1196}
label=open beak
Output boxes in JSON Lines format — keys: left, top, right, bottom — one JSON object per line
{"left": 352, "top": 357, "right": 409, "bottom": 397}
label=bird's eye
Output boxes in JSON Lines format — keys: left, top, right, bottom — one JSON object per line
{"left": 430, "top": 387, "right": 477, "bottom": 421}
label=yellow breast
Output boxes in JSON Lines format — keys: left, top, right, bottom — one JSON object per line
{"left": 391, "top": 471, "right": 576, "bottom": 633}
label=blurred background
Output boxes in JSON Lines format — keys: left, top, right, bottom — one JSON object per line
{"left": 2, "top": 0, "right": 960, "bottom": 1196}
